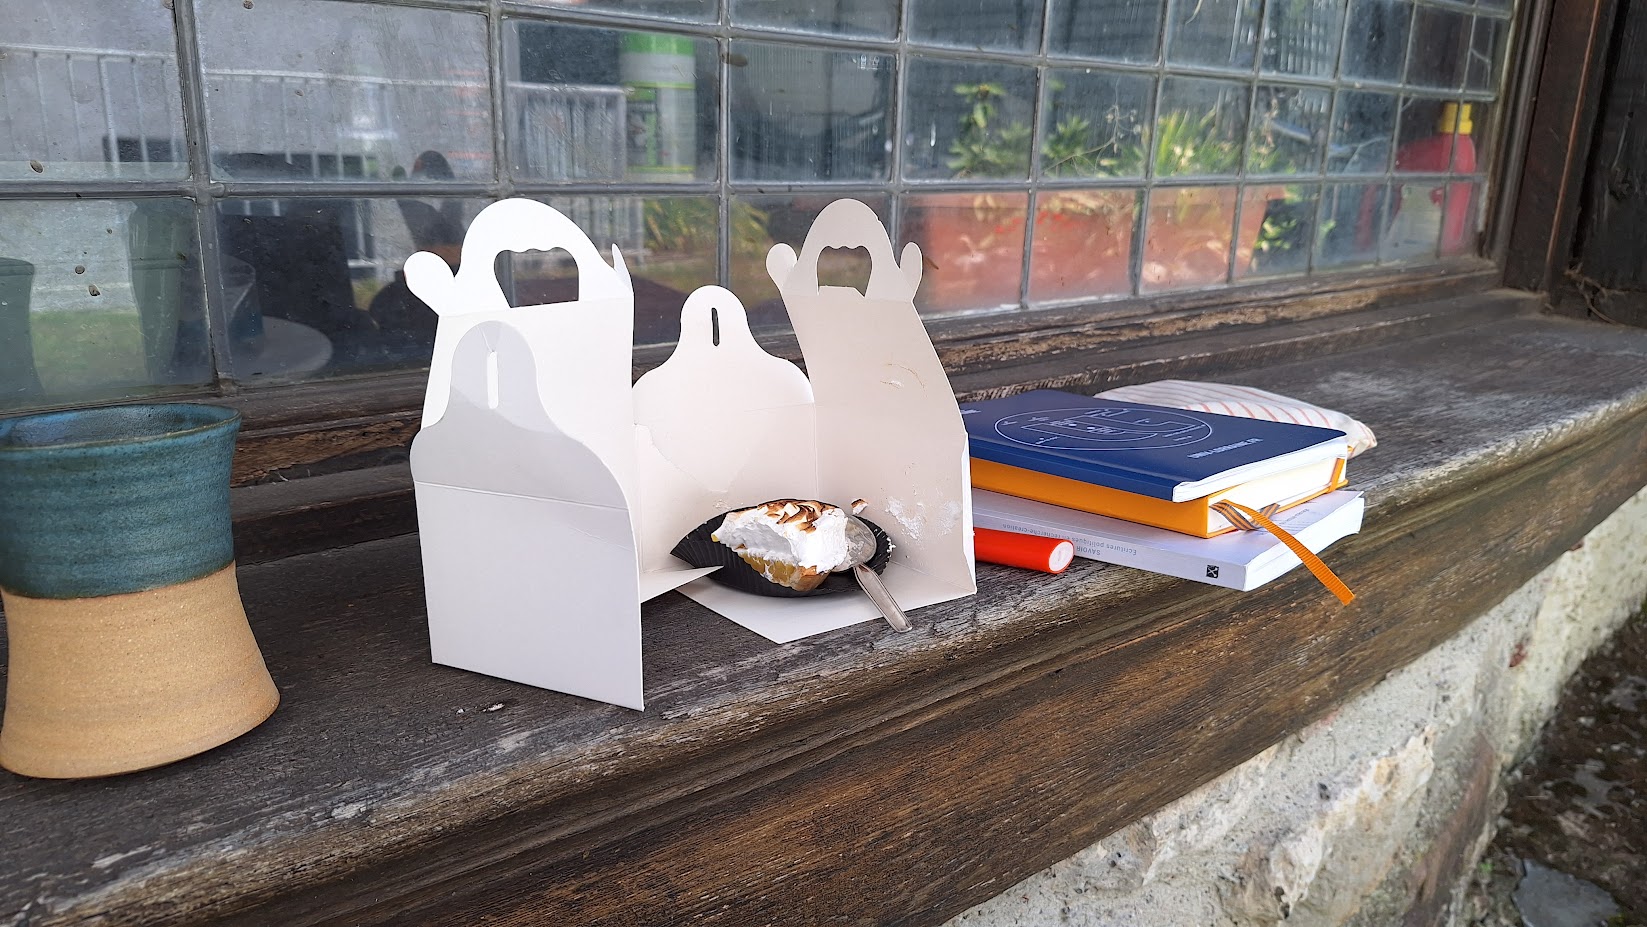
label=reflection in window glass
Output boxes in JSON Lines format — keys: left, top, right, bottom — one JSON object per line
{"left": 1328, "top": 91, "right": 1398, "bottom": 174}
{"left": 1, "top": 1, "right": 187, "bottom": 181}
{"left": 729, "top": 195, "right": 891, "bottom": 326}
{"left": 1249, "top": 85, "right": 1330, "bottom": 175}
{"left": 1048, "top": 0, "right": 1166, "bottom": 62}
{"left": 195, "top": 0, "right": 491, "bottom": 183}
{"left": 1261, "top": 0, "right": 1346, "bottom": 77}
{"left": 510, "top": 24, "right": 716, "bottom": 183}
{"left": 1340, "top": 0, "right": 1412, "bottom": 83}
{"left": 730, "top": 43, "right": 892, "bottom": 182}
{"left": 1143, "top": 186, "right": 1238, "bottom": 291}
{"left": 1154, "top": 79, "right": 1250, "bottom": 178}
{"left": 1029, "top": 190, "right": 1138, "bottom": 303}
{"left": 1240, "top": 184, "right": 1319, "bottom": 278}
{"left": 904, "top": 59, "right": 1038, "bottom": 181}
{"left": 730, "top": 0, "right": 897, "bottom": 38}
{"left": 546, "top": 0, "right": 714, "bottom": 22}
{"left": 909, "top": 0, "right": 1045, "bottom": 53}
{"left": 1166, "top": 0, "right": 1264, "bottom": 71}
{"left": 218, "top": 197, "right": 488, "bottom": 381}
{"left": 1316, "top": 182, "right": 1389, "bottom": 269}
{"left": 1466, "top": 18, "right": 1506, "bottom": 93}
{"left": 1406, "top": 7, "right": 1472, "bottom": 90}
{"left": 1040, "top": 70, "right": 1153, "bottom": 179}
{"left": 0, "top": 199, "right": 209, "bottom": 410}
{"left": 519, "top": 196, "right": 722, "bottom": 345}
{"left": 902, "top": 193, "right": 1029, "bottom": 313}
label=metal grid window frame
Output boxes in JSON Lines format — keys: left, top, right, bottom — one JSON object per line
{"left": 0, "top": 0, "right": 1517, "bottom": 394}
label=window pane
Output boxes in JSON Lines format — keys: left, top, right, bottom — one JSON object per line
{"left": 1405, "top": 7, "right": 1472, "bottom": 90}
{"left": 1048, "top": 0, "right": 1166, "bottom": 63}
{"left": 1441, "top": 179, "right": 1485, "bottom": 258}
{"left": 730, "top": 0, "right": 898, "bottom": 38}
{"left": 1142, "top": 186, "right": 1238, "bottom": 291}
{"left": 1394, "top": 97, "right": 1460, "bottom": 173}
{"left": 1, "top": 5, "right": 187, "bottom": 181}
{"left": 901, "top": 192, "right": 1029, "bottom": 313}
{"left": 195, "top": 0, "right": 491, "bottom": 183}
{"left": 1465, "top": 17, "right": 1506, "bottom": 93}
{"left": 904, "top": 59, "right": 1038, "bottom": 181}
{"left": 1316, "top": 182, "right": 1388, "bottom": 269}
{"left": 530, "top": 0, "right": 714, "bottom": 22}
{"left": 1167, "top": 0, "right": 1263, "bottom": 71}
{"left": 1029, "top": 190, "right": 1138, "bottom": 303}
{"left": 1248, "top": 85, "right": 1330, "bottom": 175}
{"left": 1328, "top": 91, "right": 1398, "bottom": 174}
{"left": 510, "top": 24, "right": 716, "bottom": 183}
{"left": 218, "top": 197, "right": 489, "bottom": 381}
{"left": 728, "top": 194, "right": 892, "bottom": 330}
{"left": 730, "top": 42, "right": 893, "bottom": 182}
{"left": 1261, "top": 0, "right": 1346, "bottom": 77}
{"left": 1154, "top": 79, "right": 1250, "bottom": 179}
{"left": 910, "top": 0, "right": 1045, "bottom": 53}
{"left": 1239, "top": 184, "right": 1319, "bottom": 279}
{"left": 0, "top": 199, "right": 209, "bottom": 412}
{"left": 1040, "top": 69, "right": 1153, "bottom": 179}
{"left": 1383, "top": 179, "right": 1443, "bottom": 262}
{"left": 1340, "top": 0, "right": 1411, "bottom": 83}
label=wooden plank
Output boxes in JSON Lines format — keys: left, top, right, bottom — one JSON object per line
{"left": 3, "top": 314, "right": 1647, "bottom": 926}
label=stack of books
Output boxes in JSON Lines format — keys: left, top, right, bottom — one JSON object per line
{"left": 962, "top": 389, "right": 1363, "bottom": 591}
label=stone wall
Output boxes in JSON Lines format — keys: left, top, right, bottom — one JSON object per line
{"left": 945, "top": 485, "right": 1647, "bottom": 927}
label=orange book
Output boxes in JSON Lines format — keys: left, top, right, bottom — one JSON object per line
{"left": 970, "top": 456, "right": 1348, "bottom": 538}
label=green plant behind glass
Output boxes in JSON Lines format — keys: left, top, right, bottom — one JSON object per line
{"left": 946, "top": 82, "right": 1033, "bottom": 178}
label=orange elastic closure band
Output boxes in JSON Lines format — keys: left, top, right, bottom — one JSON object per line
{"left": 1210, "top": 500, "right": 1356, "bottom": 604}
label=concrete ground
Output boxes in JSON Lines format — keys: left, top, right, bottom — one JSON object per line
{"left": 1461, "top": 607, "right": 1647, "bottom": 927}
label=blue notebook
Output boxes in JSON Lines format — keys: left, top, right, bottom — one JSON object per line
{"left": 962, "top": 389, "right": 1350, "bottom": 502}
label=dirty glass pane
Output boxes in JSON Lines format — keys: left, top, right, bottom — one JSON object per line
{"left": 1465, "top": 17, "right": 1507, "bottom": 93}
{"left": 1382, "top": 178, "right": 1443, "bottom": 262}
{"left": 728, "top": 194, "right": 892, "bottom": 330}
{"left": 1261, "top": 0, "right": 1346, "bottom": 77}
{"left": 1315, "top": 182, "right": 1388, "bottom": 269}
{"left": 1029, "top": 190, "right": 1139, "bottom": 303}
{"left": 1153, "top": 78, "right": 1251, "bottom": 179}
{"left": 1441, "top": 179, "right": 1485, "bottom": 258}
{"left": 0, "top": 2, "right": 187, "bottom": 181}
{"left": 0, "top": 198, "right": 209, "bottom": 411}
{"left": 1340, "top": 0, "right": 1411, "bottom": 83}
{"left": 1048, "top": 0, "right": 1167, "bottom": 63}
{"left": 1327, "top": 91, "right": 1399, "bottom": 174}
{"left": 1142, "top": 185, "right": 1238, "bottom": 291}
{"left": 731, "top": 0, "right": 898, "bottom": 38}
{"left": 1406, "top": 6, "right": 1472, "bottom": 90}
{"left": 217, "top": 197, "right": 489, "bottom": 381}
{"left": 903, "top": 58, "right": 1038, "bottom": 181}
{"left": 730, "top": 42, "right": 893, "bottom": 182}
{"left": 195, "top": 0, "right": 492, "bottom": 183}
{"left": 1166, "top": 0, "right": 1264, "bottom": 71}
{"left": 527, "top": 0, "right": 714, "bottom": 22}
{"left": 1239, "top": 184, "right": 1319, "bottom": 279}
{"left": 901, "top": 192, "right": 1029, "bottom": 313}
{"left": 1040, "top": 69, "right": 1153, "bottom": 179}
{"left": 1248, "top": 85, "right": 1330, "bottom": 175}
{"left": 510, "top": 23, "right": 717, "bottom": 183}
{"left": 1394, "top": 97, "right": 1459, "bottom": 173}
{"left": 910, "top": 0, "right": 1045, "bottom": 53}
{"left": 510, "top": 195, "right": 721, "bottom": 346}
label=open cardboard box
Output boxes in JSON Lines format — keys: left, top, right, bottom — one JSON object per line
{"left": 408, "top": 199, "right": 976, "bottom": 709}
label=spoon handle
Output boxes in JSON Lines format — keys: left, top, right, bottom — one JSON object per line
{"left": 852, "top": 563, "right": 911, "bottom": 632}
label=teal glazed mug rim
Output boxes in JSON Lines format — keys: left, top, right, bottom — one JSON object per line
{"left": 0, "top": 403, "right": 240, "bottom": 453}
{"left": 0, "top": 403, "right": 242, "bottom": 600}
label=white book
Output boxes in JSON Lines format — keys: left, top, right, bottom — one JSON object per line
{"left": 973, "top": 489, "right": 1365, "bottom": 592}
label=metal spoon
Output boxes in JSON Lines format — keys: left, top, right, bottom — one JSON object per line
{"left": 842, "top": 516, "right": 911, "bottom": 632}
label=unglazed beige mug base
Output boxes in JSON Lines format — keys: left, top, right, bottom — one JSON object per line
{"left": 0, "top": 564, "right": 279, "bottom": 779}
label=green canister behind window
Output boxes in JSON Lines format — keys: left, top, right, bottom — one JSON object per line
{"left": 622, "top": 33, "right": 696, "bottom": 180}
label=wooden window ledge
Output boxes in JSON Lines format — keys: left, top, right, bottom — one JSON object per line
{"left": 4, "top": 298, "right": 1647, "bottom": 926}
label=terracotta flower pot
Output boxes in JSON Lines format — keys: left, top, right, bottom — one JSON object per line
{"left": 0, "top": 404, "right": 278, "bottom": 779}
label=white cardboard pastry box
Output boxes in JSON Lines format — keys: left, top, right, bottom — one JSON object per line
{"left": 407, "top": 198, "right": 977, "bottom": 709}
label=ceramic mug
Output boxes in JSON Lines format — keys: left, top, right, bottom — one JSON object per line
{"left": 0, "top": 403, "right": 278, "bottom": 778}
